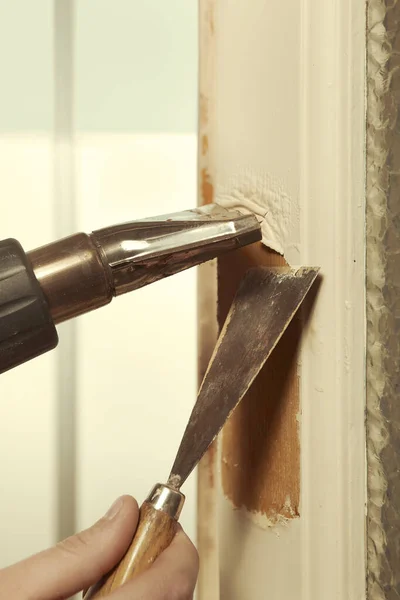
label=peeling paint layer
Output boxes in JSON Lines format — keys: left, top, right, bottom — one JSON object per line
{"left": 231, "top": 500, "right": 297, "bottom": 532}
{"left": 216, "top": 168, "right": 293, "bottom": 256}
{"left": 367, "top": 0, "right": 400, "bottom": 596}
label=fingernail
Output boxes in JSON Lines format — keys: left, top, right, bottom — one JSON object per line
{"left": 105, "top": 496, "right": 124, "bottom": 520}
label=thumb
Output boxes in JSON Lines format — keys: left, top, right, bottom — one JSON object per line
{"left": 0, "top": 495, "right": 139, "bottom": 600}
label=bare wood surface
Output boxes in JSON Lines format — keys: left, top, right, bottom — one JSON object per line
{"left": 219, "top": 244, "right": 301, "bottom": 522}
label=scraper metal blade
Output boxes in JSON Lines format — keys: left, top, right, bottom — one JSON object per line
{"left": 169, "top": 265, "right": 319, "bottom": 487}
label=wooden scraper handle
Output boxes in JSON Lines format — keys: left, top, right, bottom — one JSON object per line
{"left": 84, "top": 484, "right": 185, "bottom": 598}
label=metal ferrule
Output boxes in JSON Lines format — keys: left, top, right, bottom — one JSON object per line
{"left": 28, "top": 204, "right": 261, "bottom": 324}
{"left": 146, "top": 483, "right": 185, "bottom": 520}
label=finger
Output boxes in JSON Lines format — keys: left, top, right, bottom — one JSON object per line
{"left": 0, "top": 495, "right": 139, "bottom": 600}
{"left": 109, "top": 525, "right": 199, "bottom": 600}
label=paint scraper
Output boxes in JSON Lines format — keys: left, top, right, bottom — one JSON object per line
{"left": 85, "top": 264, "right": 319, "bottom": 598}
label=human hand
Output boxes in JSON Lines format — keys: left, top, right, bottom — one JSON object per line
{"left": 0, "top": 495, "right": 199, "bottom": 599}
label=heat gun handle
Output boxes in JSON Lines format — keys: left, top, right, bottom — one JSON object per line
{"left": 84, "top": 484, "right": 185, "bottom": 598}
{"left": 0, "top": 238, "right": 58, "bottom": 375}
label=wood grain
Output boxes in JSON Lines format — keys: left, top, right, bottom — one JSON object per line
{"left": 84, "top": 503, "right": 177, "bottom": 598}
{"left": 219, "top": 243, "right": 301, "bottom": 522}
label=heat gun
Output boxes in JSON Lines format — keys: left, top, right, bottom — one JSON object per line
{"left": 0, "top": 204, "right": 261, "bottom": 375}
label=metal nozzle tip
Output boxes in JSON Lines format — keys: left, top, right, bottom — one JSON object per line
{"left": 91, "top": 204, "right": 261, "bottom": 295}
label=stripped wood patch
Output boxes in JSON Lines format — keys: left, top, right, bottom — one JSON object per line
{"left": 218, "top": 244, "right": 301, "bottom": 523}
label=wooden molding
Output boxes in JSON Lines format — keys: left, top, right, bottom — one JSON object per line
{"left": 197, "top": 0, "right": 366, "bottom": 597}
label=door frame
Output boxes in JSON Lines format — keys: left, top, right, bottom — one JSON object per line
{"left": 197, "top": 0, "right": 367, "bottom": 597}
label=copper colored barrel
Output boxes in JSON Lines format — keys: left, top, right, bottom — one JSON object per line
{"left": 28, "top": 233, "right": 113, "bottom": 324}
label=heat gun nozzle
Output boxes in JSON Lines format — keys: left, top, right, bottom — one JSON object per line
{"left": 28, "top": 204, "right": 261, "bottom": 324}
{"left": 91, "top": 204, "right": 261, "bottom": 296}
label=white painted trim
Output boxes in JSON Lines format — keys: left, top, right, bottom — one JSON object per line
{"left": 299, "top": 0, "right": 366, "bottom": 595}
{"left": 199, "top": 0, "right": 366, "bottom": 596}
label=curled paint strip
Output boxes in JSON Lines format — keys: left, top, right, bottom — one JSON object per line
{"left": 216, "top": 167, "right": 293, "bottom": 256}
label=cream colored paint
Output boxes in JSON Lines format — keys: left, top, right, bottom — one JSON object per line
{"left": 199, "top": 0, "right": 366, "bottom": 597}
{"left": 211, "top": 0, "right": 301, "bottom": 268}
{"left": 219, "top": 496, "right": 303, "bottom": 598}
{"left": 216, "top": 168, "right": 293, "bottom": 255}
